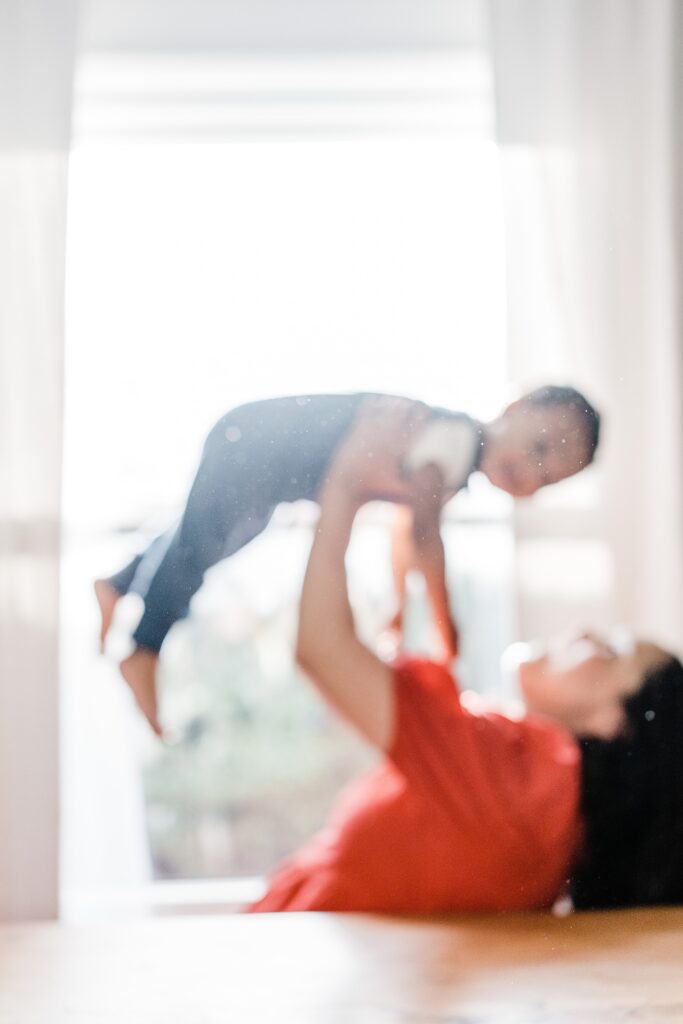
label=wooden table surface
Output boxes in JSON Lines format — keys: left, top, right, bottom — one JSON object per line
{"left": 1, "top": 908, "right": 682, "bottom": 1022}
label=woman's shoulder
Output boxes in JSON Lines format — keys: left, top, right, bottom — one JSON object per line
{"left": 392, "top": 656, "right": 579, "bottom": 754}
{"left": 392, "top": 656, "right": 462, "bottom": 698}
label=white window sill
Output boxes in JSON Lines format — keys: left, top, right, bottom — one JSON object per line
{"left": 61, "top": 878, "right": 267, "bottom": 924}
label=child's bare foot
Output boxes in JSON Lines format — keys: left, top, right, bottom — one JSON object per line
{"left": 120, "top": 649, "right": 162, "bottom": 736}
{"left": 94, "top": 579, "right": 120, "bottom": 653}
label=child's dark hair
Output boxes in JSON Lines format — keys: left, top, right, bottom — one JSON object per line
{"left": 525, "top": 385, "right": 601, "bottom": 464}
{"left": 571, "top": 655, "right": 683, "bottom": 909}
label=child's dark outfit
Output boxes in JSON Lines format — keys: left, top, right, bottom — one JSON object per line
{"left": 107, "top": 394, "right": 481, "bottom": 654}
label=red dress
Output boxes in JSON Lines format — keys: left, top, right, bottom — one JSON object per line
{"left": 250, "top": 658, "right": 583, "bottom": 914}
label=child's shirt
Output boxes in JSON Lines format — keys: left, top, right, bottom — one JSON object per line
{"left": 249, "top": 658, "right": 583, "bottom": 914}
{"left": 404, "top": 414, "right": 482, "bottom": 493}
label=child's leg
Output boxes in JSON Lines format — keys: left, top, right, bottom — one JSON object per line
{"left": 120, "top": 648, "right": 163, "bottom": 735}
{"left": 121, "top": 423, "right": 277, "bottom": 733}
{"left": 94, "top": 579, "right": 122, "bottom": 653}
{"left": 105, "top": 553, "right": 144, "bottom": 596}
{"left": 94, "top": 554, "right": 143, "bottom": 653}
{"left": 121, "top": 508, "right": 272, "bottom": 734}
{"left": 118, "top": 522, "right": 228, "bottom": 736}
{"left": 130, "top": 523, "right": 223, "bottom": 653}
{"left": 95, "top": 533, "right": 169, "bottom": 653}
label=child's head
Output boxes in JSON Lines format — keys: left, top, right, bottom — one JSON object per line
{"left": 481, "top": 385, "right": 600, "bottom": 497}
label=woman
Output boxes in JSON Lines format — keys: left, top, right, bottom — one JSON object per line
{"left": 250, "top": 400, "right": 683, "bottom": 914}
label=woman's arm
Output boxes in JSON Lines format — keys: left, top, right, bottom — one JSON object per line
{"left": 390, "top": 465, "right": 459, "bottom": 660}
{"left": 411, "top": 469, "right": 459, "bottom": 660}
{"left": 296, "top": 478, "right": 395, "bottom": 750}
{"left": 389, "top": 505, "right": 413, "bottom": 632}
{"left": 296, "top": 399, "right": 420, "bottom": 751}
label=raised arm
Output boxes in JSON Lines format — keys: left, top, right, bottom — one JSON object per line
{"left": 296, "top": 477, "right": 395, "bottom": 750}
{"left": 296, "top": 399, "right": 421, "bottom": 751}
{"left": 391, "top": 465, "right": 459, "bottom": 660}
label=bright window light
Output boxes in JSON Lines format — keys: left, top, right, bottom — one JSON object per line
{"left": 62, "top": 51, "right": 513, "bottom": 902}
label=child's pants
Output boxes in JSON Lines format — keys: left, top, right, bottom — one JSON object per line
{"left": 106, "top": 394, "right": 365, "bottom": 652}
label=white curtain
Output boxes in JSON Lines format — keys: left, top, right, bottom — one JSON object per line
{"left": 0, "top": 0, "right": 79, "bottom": 920}
{"left": 489, "top": 0, "right": 683, "bottom": 653}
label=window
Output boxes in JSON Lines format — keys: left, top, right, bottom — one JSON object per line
{"left": 62, "top": 50, "right": 513, "bottom": 908}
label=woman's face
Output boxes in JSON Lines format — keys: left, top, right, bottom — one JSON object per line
{"left": 512, "top": 631, "right": 669, "bottom": 739}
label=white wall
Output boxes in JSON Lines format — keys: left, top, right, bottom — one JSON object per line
{"left": 0, "top": 0, "right": 78, "bottom": 922}
{"left": 79, "top": 0, "right": 486, "bottom": 54}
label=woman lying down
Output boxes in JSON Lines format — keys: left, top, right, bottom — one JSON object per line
{"left": 250, "top": 400, "right": 683, "bottom": 914}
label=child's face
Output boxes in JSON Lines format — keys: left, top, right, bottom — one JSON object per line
{"left": 483, "top": 400, "right": 592, "bottom": 497}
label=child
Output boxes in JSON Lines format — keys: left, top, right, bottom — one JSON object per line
{"left": 95, "top": 386, "right": 600, "bottom": 735}
{"left": 250, "top": 403, "right": 682, "bottom": 914}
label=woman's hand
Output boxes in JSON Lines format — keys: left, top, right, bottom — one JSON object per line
{"left": 323, "top": 396, "right": 428, "bottom": 504}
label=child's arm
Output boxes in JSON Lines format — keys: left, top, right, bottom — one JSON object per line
{"left": 393, "top": 465, "right": 459, "bottom": 660}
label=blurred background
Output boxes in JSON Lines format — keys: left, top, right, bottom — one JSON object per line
{"left": 1, "top": 0, "right": 681, "bottom": 921}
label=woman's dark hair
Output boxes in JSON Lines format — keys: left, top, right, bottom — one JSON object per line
{"left": 571, "top": 655, "right": 683, "bottom": 909}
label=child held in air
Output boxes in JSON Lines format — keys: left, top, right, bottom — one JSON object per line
{"left": 95, "top": 386, "right": 600, "bottom": 735}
